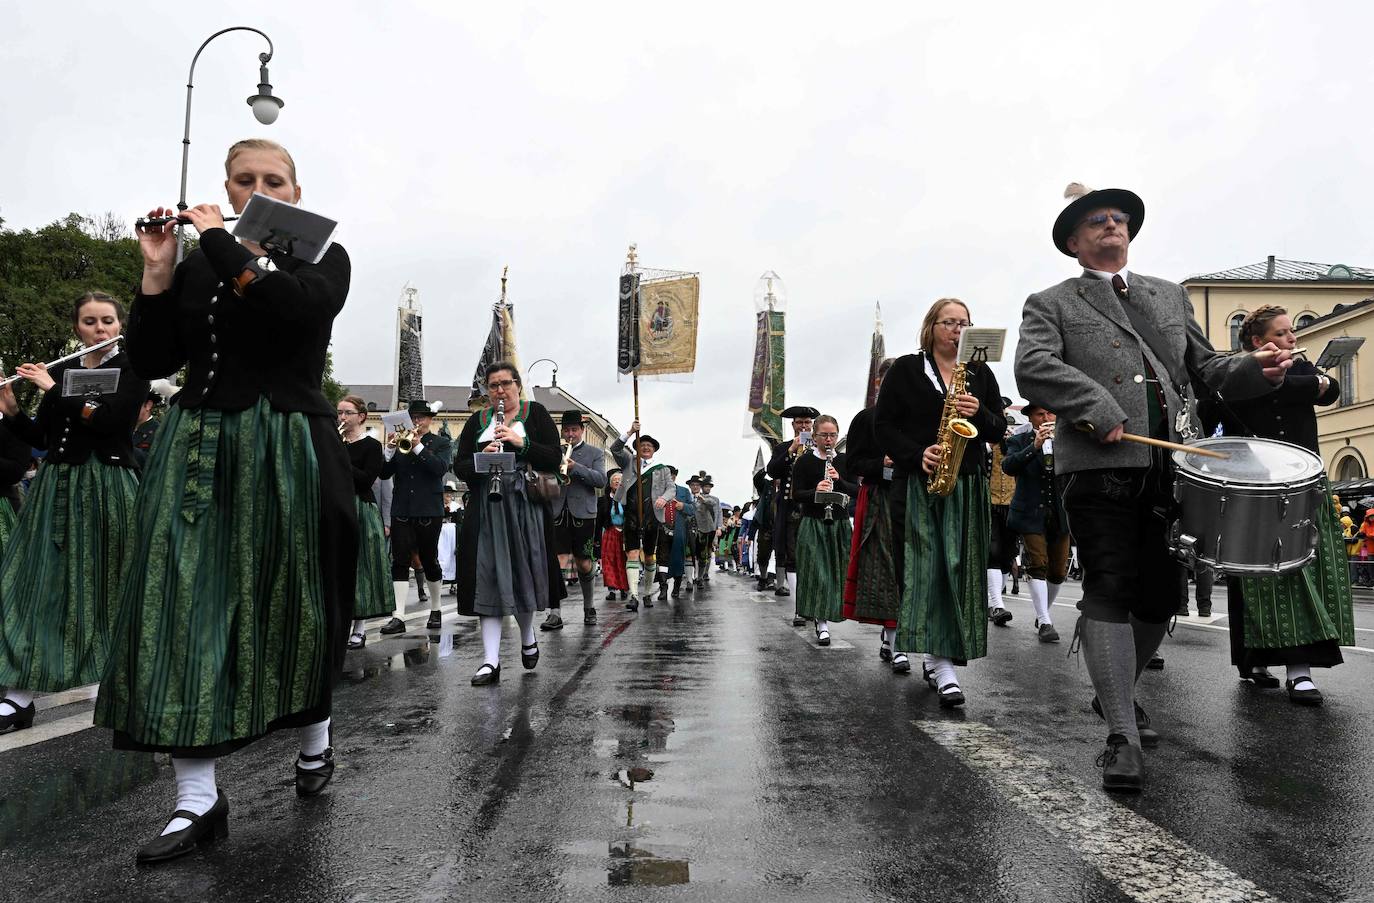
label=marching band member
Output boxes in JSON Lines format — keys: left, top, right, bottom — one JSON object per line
{"left": 0, "top": 292, "right": 147, "bottom": 734}
{"left": 1204, "top": 305, "right": 1354, "bottom": 704}
{"left": 96, "top": 138, "right": 356, "bottom": 861}
{"left": 791, "top": 415, "right": 855, "bottom": 646}
{"left": 1015, "top": 182, "right": 1287, "bottom": 792}
{"left": 610, "top": 422, "right": 673, "bottom": 610}
{"left": 751, "top": 465, "right": 777, "bottom": 590}
{"left": 767, "top": 405, "right": 820, "bottom": 621}
{"left": 654, "top": 466, "right": 695, "bottom": 599}
{"left": 1001, "top": 402, "right": 1068, "bottom": 643}
{"left": 544, "top": 411, "right": 606, "bottom": 629}
{"left": 598, "top": 469, "right": 630, "bottom": 602}
{"left": 339, "top": 395, "right": 392, "bottom": 649}
{"left": 687, "top": 473, "right": 723, "bottom": 588}
{"left": 452, "top": 362, "right": 565, "bottom": 685}
{"left": 842, "top": 359, "right": 909, "bottom": 673}
{"left": 380, "top": 399, "right": 452, "bottom": 634}
{"left": 875, "top": 299, "right": 1005, "bottom": 707}
{"left": 986, "top": 401, "right": 1019, "bottom": 625}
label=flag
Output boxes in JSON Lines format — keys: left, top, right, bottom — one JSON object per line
{"left": 617, "top": 273, "right": 641, "bottom": 374}
{"left": 392, "top": 285, "right": 424, "bottom": 410}
{"left": 636, "top": 275, "right": 700, "bottom": 378}
{"left": 864, "top": 301, "right": 886, "bottom": 408}
{"left": 469, "top": 268, "right": 521, "bottom": 402}
{"left": 748, "top": 271, "right": 785, "bottom": 443}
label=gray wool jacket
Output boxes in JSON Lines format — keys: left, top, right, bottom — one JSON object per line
{"left": 550, "top": 441, "right": 608, "bottom": 520}
{"left": 1014, "top": 271, "right": 1276, "bottom": 475}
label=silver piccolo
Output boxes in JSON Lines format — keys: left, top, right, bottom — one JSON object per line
{"left": 1, "top": 336, "right": 123, "bottom": 387}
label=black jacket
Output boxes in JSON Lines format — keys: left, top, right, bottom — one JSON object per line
{"left": 347, "top": 435, "right": 385, "bottom": 504}
{"left": 790, "top": 450, "right": 858, "bottom": 519}
{"left": 843, "top": 407, "right": 887, "bottom": 484}
{"left": 1002, "top": 430, "right": 1066, "bottom": 535}
{"left": 1200, "top": 359, "right": 1337, "bottom": 454}
{"left": 874, "top": 352, "right": 1005, "bottom": 480}
{"left": 381, "top": 430, "right": 452, "bottom": 518}
{"left": 1, "top": 351, "right": 147, "bottom": 470}
{"left": 126, "top": 228, "right": 350, "bottom": 417}
{"left": 0, "top": 420, "right": 30, "bottom": 512}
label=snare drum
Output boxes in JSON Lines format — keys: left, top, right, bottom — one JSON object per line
{"left": 1170, "top": 437, "right": 1323, "bottom": 575}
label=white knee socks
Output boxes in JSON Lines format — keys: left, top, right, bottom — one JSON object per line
{"left": 297, "top": 718, "right": 331, "bottom": 770}
{"left": 425, "top": 579, "right": 443, "bottom": 609}
{"left": 391, "top": 580, "right": 410, "bottom": 619}
{"left": 480, "top": 615, "right": 503, "bottom": 666}
{"left": 164, "top": 757, "right": 218, "bottom": 834}
{"left": 0, "top": 688, "right": 33, "bottom": 715}
{"left": 987, "top": 568, "right": 1004, "bottom": 610}
{"left": 788, "top": 572, "right": 798, "bottom": 596}
{"left": 1029, "top": 578, "right": 1051, "bottom": 625}
{"left": 1047, "top": 581, "right": 1061, "bottom": 606}
{"left": 515, "top": 610, "right": 536, "bottom": 647}
{"left": 926, "top": 655, "right": 959, "bottom": 691}
{"left": 627, "top": 560, "right": 640, "bottom": 596}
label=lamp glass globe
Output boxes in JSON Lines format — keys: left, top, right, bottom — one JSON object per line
{"left": 251, "top": 97, "right": 281, "bottom": 125}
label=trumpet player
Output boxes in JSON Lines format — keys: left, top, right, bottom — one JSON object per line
{"left": 789, "top": 415, "right": 856, "bottom": 647}
{"left": 380, "top": 399, "right": 452, "bottom": 634}
{"left": 544, "top": 410, "right": 606, "bottom": 629}
{"left": 874, "top": 299, "right": 1005, "bottom": 708}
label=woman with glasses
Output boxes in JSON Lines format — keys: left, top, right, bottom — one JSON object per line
{"left": 875, "top": 299, "right": 1005, "bottom": 707}
{"left": 790, "top": 414, "right": 856, "bottom": 646}
{"left": 452, "top": 361, "right": 565, "bottom": 686}
{"left": 96, "top": 138, "right": 356, "bottom": 863}
{"left": 0, "top": 292, "right": 148, "bottom": 735}
{"left": 339, "top": 395, "right": 391, "bottom": 649}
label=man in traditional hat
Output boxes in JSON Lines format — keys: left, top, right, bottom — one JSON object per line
{"left": 1015, "top": 183, "right": 1291, "bottom": 792}
{"left": 687, "top": 472, "right": 723, "bottom": 587}
{"left": 611, "top": 420, "right": 675, "bottom": 610}
{"left": 379, "top": 399, "right": 454, "bottom": 634}
{"left": 543, "top": 410, "right": 607, "bottom": 629}
{"left": 767, "top": 406, "right": 819, "bottom": 623}
{"left": 1001, "top": 401, "right": 1067, "bottom": 643}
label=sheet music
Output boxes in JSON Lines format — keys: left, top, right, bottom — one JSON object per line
{"left": 958, "top": 328, "right": 1007, "bottom": 363}
{"left": 233, "top": 193, "right": 338, "bottom": 264}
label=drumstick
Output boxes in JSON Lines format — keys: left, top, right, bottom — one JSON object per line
{"left": 1119, "top": 432, "right": 1229, "bottom": 459}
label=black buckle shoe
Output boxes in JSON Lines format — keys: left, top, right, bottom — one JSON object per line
{"left": 606, "top": 590, "right": 619, "bottom": 601}
{"left": 1239, "top": 666, "right": 1281, "bottom": 688}
{"left": 1146, "top": 654, "right": 1165, "bottom": 670}
{"left": 0, "top": 698, "right": 36, "bottom": 733}
{"left": 879, "top": 639, "right": 892, "bottom": 662}
{"left": 541, "top": 612, "right": 564, "bottom": 631}
{"left": 1286, "top": 677, "right": 1323, "bottom": 706}
{"left": 521, "top": 642, "right": 540, "bottom": 670}
{"left": 346, "top": 632, "right": 366, "bottom": 650}
{"left": 1097, "top": 734, "right": 1144, "bottom": 792}
{"left": 775, "top": 585, "right": 791, "bottom": 597}
{"left": 584, "top": 608, "right": 597, "bottom": 626}
{"left": 937, "top": 682, "right": 966, "bottom": 708}
{"left": 379, "top": 617, "right": 406, "bottom": 635}
{"left": 625, "top": 596, "right": 640, "bottom": 611}
{"left": 891, "top": 653, "right": 911, "bottom": 674}
{"left": 136, "top": 792, "right": 230, "bottom": 865}
{"left": 471, "top": 663, "right": 501, "bottom": 686}
{"left": 791, "top": 616, "right": 807, "bottom": 627}
{"left": 295, "top": 748, "right": 335, "bottom": 797}
{"left": 426, "top": 610, "right": 443, "bottom": 630}
{"left": 657, "top": 583, "right": 669, "bottom": 602}
{"left": 1090, "top": 696, "right": 1160, "bottom": 747}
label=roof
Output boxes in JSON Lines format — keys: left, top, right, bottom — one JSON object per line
{"left": 1299, "top": 296, "right": 1374, "bottom": 329}
{"left": 1186, "top": 257, "right": 1374, "bottom": 283}
{"left": 342, "top": 384, "right": 471, "bottom": 412}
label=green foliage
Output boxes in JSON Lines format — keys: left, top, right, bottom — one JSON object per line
{"left": 322, "top": 349, "right": 347, "bottom": 406}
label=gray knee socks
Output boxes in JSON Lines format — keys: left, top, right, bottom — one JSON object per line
{"left": 1079, "top": 617, "right": 1139, "bottom": 747}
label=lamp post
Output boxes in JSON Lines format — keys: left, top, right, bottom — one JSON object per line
{"left": 527, "top": 358, "right": 560, "bottom": 388}
{"left": 175, "top": 26, "right": 284, "bottom": 262}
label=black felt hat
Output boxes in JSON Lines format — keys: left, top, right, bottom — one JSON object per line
{"left": 686, "top": 473, "right": 704, "bottom": 486}
{"left": 407, "top": 399, "right": 439, "bottom": 417}
{"left": 637, "top": 434, "right": 661, "bottom": 452}
{"left": 1052, "top": 182, "right": 1144, "bottom": 257}
{"left": 560, "top": 410, "right": 585, "bottom": 427}
{"left": 780, "top": 405, "right": 819, "bottom": 419}
{"left": 607, "top": 467, "right": 623, "bottom": 480}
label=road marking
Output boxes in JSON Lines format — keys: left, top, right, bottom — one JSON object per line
{"left": 0, "top": 710, "right": 95, "bottom": 755}
{"left": 35, "top": 684, "right": 98, "bottom": 712}
{"left": 916, "top": 718, "right": 1283, "bottom": 903}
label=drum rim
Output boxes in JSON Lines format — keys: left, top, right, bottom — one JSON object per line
{"left": 1172, "top": 436, "right": 1325, "bottom": 487}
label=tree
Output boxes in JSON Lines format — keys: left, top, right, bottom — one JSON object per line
{"left": 322, "top": 349, "right": 348, "bottom": 406}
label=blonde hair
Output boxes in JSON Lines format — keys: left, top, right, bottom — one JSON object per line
{"left": 224, "top": 138, "right": 297, "bottom": 184}
{"left": 919, "top": 298, "right": 970, "bottom": 353}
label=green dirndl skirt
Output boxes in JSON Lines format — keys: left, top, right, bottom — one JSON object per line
{"left": 796, "top": 515, "right": 851, "bottom": 622}
{"left": 353, "top": 497, "right": 392, "bottom": 619}
{"left": 899, "top": 473, "right": 990, "bottom": 661}
{"left": 0, "top": 460, "right": 137, "bottom": 692}
{"left": 0, "top": 499, "right": 16, "bottom": 561}
{"left": 1240, "top": 484, "right": 1356, "bottom": 650}
{"left": 95, "top": 399, "right": 330, "bottom": 753}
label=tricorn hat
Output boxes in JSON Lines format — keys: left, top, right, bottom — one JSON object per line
{"left": 407, "top": 399, "right": 440, "bottom": 417}
{"left": 1052, "top": 182, "right": 1145, "bottom": 257}
{"left": 637, "top": 434, "right": 661, "bottom": 452}
{"left": 781, "top": 405, "right": 820, "bottom": 419}
{"left": 560, "top": 410, "right": 585, "bottom": 427}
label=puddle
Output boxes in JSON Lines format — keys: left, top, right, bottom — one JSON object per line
{"left": 607, "top": 841, "right": 691, "bottom": 886}
{"left": 0, "top": 749, "right": 159, "bottom": 846}
{"left": 341, "top": 645, "right": 437, "bottom": 681}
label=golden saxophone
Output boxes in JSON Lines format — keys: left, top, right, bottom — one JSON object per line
{"left": 927, "top": 361, "right": 978, "bottom": 497}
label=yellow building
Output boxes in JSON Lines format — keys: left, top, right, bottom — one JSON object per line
{"left": 1183, "top": 257, "right": 1374, "bottom": 485}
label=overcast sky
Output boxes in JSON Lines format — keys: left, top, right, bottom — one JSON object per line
{"left": 5, "top": 2, "right": 1373, "bottom": 504}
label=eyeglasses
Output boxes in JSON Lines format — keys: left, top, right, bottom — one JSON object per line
{"left": 815, "top": 432, "right": 839, "bottom": 439}
{"left": 936, "top": 319, "right": 972, "bottom": 330}
{"left": 1080, "top": 211, "right": 1131, "bottom": 228}
{"left": 487, "top": 379, "right": 518, "bottom": 391}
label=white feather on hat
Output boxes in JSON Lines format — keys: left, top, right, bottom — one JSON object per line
{"left": 430, "top": 400, "right": 444, "bottom": 413}
{"left": 1064, "top": 182, "right": 1091, "bottom": 201}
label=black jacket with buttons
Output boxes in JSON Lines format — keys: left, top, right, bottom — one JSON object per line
{"left": 0, "top": 419, "right": 31, "bottom": 511}
{"left": 1, "top": 351, "right": 148, "bottom": 470}
{"left": 126, "top": 228, "right": 350, "bottom": 417}
{"left": 1200, "top": 359, "right": 1338, "bottom": 454}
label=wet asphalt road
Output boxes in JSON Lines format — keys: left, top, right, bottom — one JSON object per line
{"left": 3, "top": 574, "right": 1374, "bottom": 903}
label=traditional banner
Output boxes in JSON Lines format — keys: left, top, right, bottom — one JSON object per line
{"left": 392, "top": 290, "right": 424, "bottom": 410}
{"left": 749, "top": 309, "right": 785, "bottom": 443}
{"left": 637, "top": 275, "right": 699, "bottom": 378}
{"left": 617, "top": 273, "right": 641, "bottom": 375}
{"left": 864, "top": 301, "right": 886, "bottom": 409}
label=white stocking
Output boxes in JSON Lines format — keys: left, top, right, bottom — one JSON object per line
{"left": 297, "top": 718, "right": 331, "bottom": 770}
{"left": 1029, "top": 578, "right": 1051, "bottom": 624}
{"left": 986, "top": 568, "right": 1004, "bottom": 610}
{"left": 0, "top": 688, "right": 33, "bottom": 715}
{"left": 480, "top": 615, "right": 503, "bottom": 666}
{"left": 515, "top": 610, "right": 536, "bottom": 646}
{"left": 163, "top": 757, "right": 217, "bottom": 835}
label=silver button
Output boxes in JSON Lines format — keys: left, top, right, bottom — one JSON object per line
{"left": 210, "top": 295, "right": 217, "bottom": 303}
{"left": 207, "top": 370, "right": 216, "bottom": 379}
{"left": 210, "top": 353, "right": 218, "bottom": 363}
{"left": 210, "top": 335, "right": 217, "bottom": 344}
{"left": 1133, "top": 374, "right": 1144, "bottom": 384}
{"left": 207, "top": 315, "right": 215, "bottom": 325}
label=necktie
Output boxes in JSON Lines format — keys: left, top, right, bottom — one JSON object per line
{"left": 1111, "top": 274, "right": 1128, "bottom": 298}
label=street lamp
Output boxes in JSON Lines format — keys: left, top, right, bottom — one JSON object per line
{"left": 527, "top": 358, "right": 560, "bottom": 387}
{"left": 175, "top": 26, "right": 284, "bottom": 262}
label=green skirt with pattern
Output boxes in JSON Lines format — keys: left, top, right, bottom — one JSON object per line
{"left": 0, "top": 499, "right": 16, "bottom": 561}
{"left": 899, "top": 473, "right": 990, "bottom": 661}
{"left": 0, "top": 461, "right": 137, "bottom": 692}
{"left": 795, "top": 515, "right": 851, "bottom": 622}
{"left": 1240, "top": 485, "right": 1355, "bottom": 650}
{"left": 354, "top": 497, "right": 392, "bottom": 619}
{"left": 95, "top": 399, "right": 329, "bottom": 752}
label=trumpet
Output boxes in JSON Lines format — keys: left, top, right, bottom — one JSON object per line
{"left": 388, "top": 427, "right": 416, "bottom": 454}
{"left": 1, "top": 336, "right": 123, "bottom": 388}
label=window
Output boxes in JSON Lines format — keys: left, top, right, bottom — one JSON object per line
{"left": 1295, "top": 313, "right": 1316, "bottom": 330}
{"left": 1339, "top": 354, "right": 1357, "bottom": 407}
{"left": 1335, "top": 454, "right": 1365, "bottom": 482}
{"left": 1228, "top": 313, "right": 1246, "bottom": 350}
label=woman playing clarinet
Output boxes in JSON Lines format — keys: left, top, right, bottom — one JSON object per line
{"left": 875, "top": 299, "right": 1005, "bottom": 707}
{"left": 0, "top": 293, "right": 148, "bottom": 734}
{"left": 95, "top": 139, "right": 356, "bottom": 863}
{"left": 339, "top": 394, "right": 392, "bottom": 649}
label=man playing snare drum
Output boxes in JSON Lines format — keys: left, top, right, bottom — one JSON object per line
{"left": 1014, "top": 182, "right": 1290, "bottom": 793}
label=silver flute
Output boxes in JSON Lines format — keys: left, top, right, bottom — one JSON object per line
{"left": 1, "top": 336, "right": 122, "bottom": 387}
